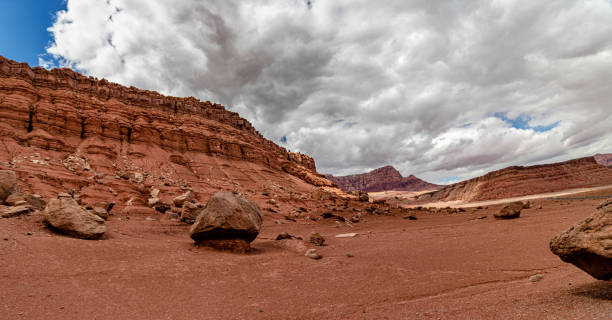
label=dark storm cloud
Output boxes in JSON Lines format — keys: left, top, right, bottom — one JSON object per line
{"left": 46, "top": 0, "right": 612, "bottom": 183}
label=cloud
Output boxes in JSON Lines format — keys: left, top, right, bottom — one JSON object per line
{"left": 45, "top": 0, "right": 612, "bottom": 184}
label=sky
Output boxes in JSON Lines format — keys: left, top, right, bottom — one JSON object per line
{"left": 1, "top": 0, "right": 611, "bottom": 184}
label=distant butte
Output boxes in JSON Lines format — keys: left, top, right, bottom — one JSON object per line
{"left": 326, "top": 165, "right": 442, "bottom": 193}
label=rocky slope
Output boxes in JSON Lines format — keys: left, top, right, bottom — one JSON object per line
{"left": 326, "top": 165, "right": 442, "bottom": 193}
{"left": 0, "top": 55, "right": 334, "bottom": 213}
{"left": 594, "top": 153, "right": 612, "bottom": 167}
{"left": 418, "top": 156, "right": 612, "bottom": 203}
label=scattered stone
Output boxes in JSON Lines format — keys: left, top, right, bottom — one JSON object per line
{"left": 350, "top": 215, "right": 360, "bottom": 223}
{"left": 305, "top": 249, "right": 322, "bottom": 260}
{"left": 0, "top": 170, "right": 18, "bottom": 203}
{"left": 336, "top": 233, "right": 358, "bottom": 238}
{"left": 167, "top": 212, "right": 179, "bottom": 220}
{"left": 309, "top": 232, "right": 325, "bottom": 246}
{"left": 153, "top": 202, "right": 171, "bottom": 213}
{"left": 538, "top": 204, "right": 543, "bottom": 210}
{"left": 181, "top": 201, "right": 204, "bottom": 224}
{"left": 346, "top": 253, "right": 354, "bottom": 258}
{"left": 190, "top": 192, "right": 263, "bottom": 252}
{"left": 91, "top": 206, "right": 109, "bottom": 220}
{"left": 529, "top": 274, "right": 544, "bottom": 282}
{"left": 26, "top": 232, "right": 32, "bottom": 236}
{"left": 145, "top": 217, "right": 154, "bottom": 221}
{"left": 494, "top": 201, "right": 523, "bottom": 220}
{"left": 0, "top": 204, "right": 34, "bottom": 218}
{"left": 266, "top": 199, "right": 277, "bottom": 206}
{"left": 25, "top": 194, "right": 46, "bottom": 210}
{"left": 275, "top": 232, "right": 292, "bottom": 240}
{"left": 320, "top": 212, "right": 345, "bottom": 222}
{"left": 94, "top": 202, "right": 114, "bottom": 214}
{"left": 150, "top": 188, "right": 160, "bottom": 199}
{"left": 44, "top": 196, "right": 106, "bottom": 239}
{"left": 173, "top": 191, "right": 194, "bottom": 207}
{"left": 147, "top": 197, "right": 160, "bottom": 207}
{"left": 549, "top": 199, "right": 612, "bottom": 280}
{"left": 403, "top": 215, "right": 417, "bottom": 220}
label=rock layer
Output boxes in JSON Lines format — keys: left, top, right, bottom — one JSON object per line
{"left": 549, "top": 200, "right": 612, "bottom": 280}
{"left": 0, "top": 55, "right": 333, "bottom": 210}
{"left": 326, "top": 166, "right": 441, "bottom": 193}
{"left": 419, "top": 157, "right": 612, "bottom": 202}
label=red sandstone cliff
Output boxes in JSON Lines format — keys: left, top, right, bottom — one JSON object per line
{"left": 326, "top": 165, "right": 442, "bottom": 193}
{"left": 0, "top": 55, "right": 333, "bottom": 209}
{"left": 418, "top": 156, "right": 612, "bottom": 202}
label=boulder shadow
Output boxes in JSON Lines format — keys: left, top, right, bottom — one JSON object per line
{"left": 569, "top": 281, "right": 612, "bottom": 301}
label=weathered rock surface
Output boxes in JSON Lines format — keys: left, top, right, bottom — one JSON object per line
{"left": 549, "top": 200, "right": 612, "bottom": 280}
{"left": 0, "top": 170, "right": 17, "bottom": 203}
{"left": 420, "top": 157, "right": 612, "bottom": 202}
{"left": 181, "top": 201, "right": 204, "bottom": 224}
{"left": 0, "top": 204, "right": 33, "bottom": 218}
{"left": 326, "top": 166, "right": 441, "bottom": 193}
{"left": 309, "top": 232, "right": 325, "bottom": 246}
{"left": 44, "top": 195, "right": 106, "bottom": 239}
{"left": 190, "top": 192, "right": 263, "bottom": 246}
{"left": 173, "top": 191, "right": 194, "bottom": 207}
{"left": 0, "top": 55, "right": 333, "bottom": 212}
{"left": 494, "top": 201, "right": 523, "bottom": 220}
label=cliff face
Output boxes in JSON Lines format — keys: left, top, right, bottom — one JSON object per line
{"left": 0, "top": 55, "right": 332, "bottom": 208}
{"left": 326, "top": 165, "right": 442, "bottom": 193}
{"left": 419, "top": 156, "right": 612, "bottom": 202}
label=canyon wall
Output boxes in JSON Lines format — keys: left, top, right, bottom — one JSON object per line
{"left": 0, "top": 55, "right": 333, "bottom": 209}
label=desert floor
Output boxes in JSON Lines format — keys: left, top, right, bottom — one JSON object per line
{"left": 1, "top": 189, "right": 611, "bottom": 319}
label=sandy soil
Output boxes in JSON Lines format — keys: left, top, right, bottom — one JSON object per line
{"left": 1, "top": 193, "right": 611, "bottom": 319}
{"left": 406, "top": 184, "right": 612, "bottom": 208}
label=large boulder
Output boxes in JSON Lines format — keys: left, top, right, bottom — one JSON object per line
{"left": 0, "top": 170, "right": 18, "bottom": 203}
{"left": 44, "top": 195, "right": 106, "bottom": 239}
{"left": 494, "top": 201, "right": 523, "bottom": 219}
{"left": 190, "top": 192, "right": 263, "bottom": 250}
{"left": 549, "top": 200, "right": 612, "bottom": 280}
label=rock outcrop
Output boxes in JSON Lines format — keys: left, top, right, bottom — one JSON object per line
{"left": 44, "top": 194, "right": 106, "bottom": 239}
{"left": 549, "top": 200, "right": 612, "bottom": 280}
{"left": 326, "top": 166, "right": 441, "bottom": 193}
{"left": 419, "top": 156, "right": 612, "bottom": 202}
{"left": 0, "top": 55, "right": 333, "bottom": 211}
{"left": 190, "top": 192, "right": 263, "bottom": 251}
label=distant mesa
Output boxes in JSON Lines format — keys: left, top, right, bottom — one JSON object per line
{"left": 419, "top": 155, "right": 612, "bottom": 203}
{"left": 326, "top": 165, "right": 442, "bottom": 193}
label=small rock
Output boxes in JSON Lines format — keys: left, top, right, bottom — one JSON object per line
{"left": 305, "top": 249, "right": 322, "bottom": 260}
{"left": 336, "top": 233, "right": 358, "bottom": 238}
{"left": 275, "top": 232, "right": 292, "bottom": 240}
{"left": 529, "top": 274, "right": 544, "bottom": 282}
{"left": 346, "top": 253, "right": 354, "bottom": 258}
{"left": 350, "top": 215, "right": 360, "bottom": 223}
{"left": 403, "top": 215, "right": 417, "bottom": 220}
{"left": 148, "top": 197, "right": 160, "bottom": 207}
{"left": 0, "top": 204, "right": 34, "bottom": 218}
{"left": 173, "top": 191, "right": 194, "bottom": 207}
{"left": 145, "top": 217, "right": 154, "bottom": 221}
{"left": 26, "top": 232, "right": 32, "bottom": 236}
{"left": 310, "top": 232, "right": 325, "bottom": 246}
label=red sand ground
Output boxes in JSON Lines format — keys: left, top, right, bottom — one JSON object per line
{"left": 1, "top": 190, "right": 611, "bottom": 319}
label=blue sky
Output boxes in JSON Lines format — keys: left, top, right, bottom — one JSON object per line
{"left": 0, "top": 0, "right": 65, "bottom": 66}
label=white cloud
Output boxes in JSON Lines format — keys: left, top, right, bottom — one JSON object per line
{"left": 45, "top": 0, "right": 612, "bottom": 183}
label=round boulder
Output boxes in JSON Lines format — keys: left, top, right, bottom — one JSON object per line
{"left": 494, "top": 201, "right": 523, "bottom": 219}
{"left": 190, "top": 192, "right": 263, "bottom": 246}
{"left": 44, "top": 195, "right": 106, "bottom": 239}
